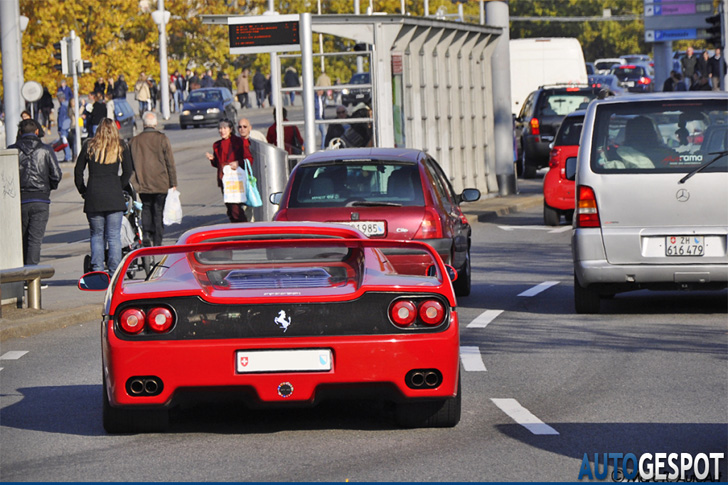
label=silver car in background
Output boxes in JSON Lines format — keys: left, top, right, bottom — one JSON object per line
{"left": 568, "top": 92, "right": 728, "bottom": 313}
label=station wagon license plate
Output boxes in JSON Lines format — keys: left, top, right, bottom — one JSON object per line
{"left": 337, "top": 221, "right": 385, "bottom": 236}
{"left": 666, "top": 236, "right": 704, "bottom": 256}
{"left": 236, "top": 349, "right": 332, "bottom": 373}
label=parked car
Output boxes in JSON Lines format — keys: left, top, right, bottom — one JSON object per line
{"left": 568, "top": 92, "right": 728, "bottom": 314}
{"left": 542, "top": 109, "right": 584, "bottom": 226}
{"left": 588, "top": 74, "right": 626, "bottom": 96}
{"left": 594, "top": 58, "right": 626, "bottom": 75}
{"left": 609, "top": 64, "right": 654, "bottom": 93}
{"left": 112, "top": 98, "right": 137, "bottom": 142}
{"left": 80, "top": 222, "right": 462, "bottom": 432}
{"left": 515, "top": 84, "right": 607, "bottom": 178}
{"left": 180, "top": 87, "right": 237, "bottom": 129}
{"left": 620, "top": 54, "right": 651, "bottom": 65}
{"left": 270, "top": 148, "right": 481, "bottom": 296}
{"left": 341, "top": 72, "right": 371, "bottom": 107}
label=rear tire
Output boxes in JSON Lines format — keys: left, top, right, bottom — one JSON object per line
{"left": 453, "top": 249, "right": 472, "bottom": 297}
{"left": 395, "top": 378, "right": 461, "bottom": 428}
{"left": 543, "top": 202, "right": 561, "bottom": 226}
{"left": 180, "top": 124, "right": 187, "bottom": 130}
{"left": 103, "top": 380, "right": 169, "bottom": 434}
{"left": 574, "top": 275, "right": 600, "bottom": 314}
{"left": 520, "top": 143, "right": 538, "bottom": 179}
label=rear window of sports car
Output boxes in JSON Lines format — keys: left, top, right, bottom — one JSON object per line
{"left": 286, "top": 161, "right": 425, "bottom": 208}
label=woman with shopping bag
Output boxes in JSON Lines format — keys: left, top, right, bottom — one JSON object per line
{"left": 206, "top": 119, "right": 253, "bottom": 222}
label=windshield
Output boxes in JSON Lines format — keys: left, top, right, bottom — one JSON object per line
{"left": 189, "top": 91, "right": 222, "bottom": 103}
{"left": 590, "top": 99, "right": 728, "bottom": 174}
{"left": 538, "top": 92, "right": 596, "bottom": 117}
{"left": 287, "top": 162, "right": 425, "bottom": 208}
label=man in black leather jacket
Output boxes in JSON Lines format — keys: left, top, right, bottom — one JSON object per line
{"left": 10, "top": 119, "right": 62, "bottom": 265}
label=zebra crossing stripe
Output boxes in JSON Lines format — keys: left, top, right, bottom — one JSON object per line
{"left": 467, "top": 309, "right": 503, "bottom": 329}
{"left": 491, "top": 398, "right": 559, "bottom": 435}
{"left": 0, "top": 351, "right": 29, "bottom": 360}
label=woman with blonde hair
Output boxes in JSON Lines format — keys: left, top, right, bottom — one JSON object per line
{"left": 74, "top": 118, "right": 133, "bottom": 274}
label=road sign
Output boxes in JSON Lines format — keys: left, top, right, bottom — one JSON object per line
{"left": 228, "top": 14, "right": 301, "bottom": 54}
{"left": 644, "top": 0, "right": 715, "bottom": 41}
{"left": 645, "top": 28, "right": 698, "bottom": 42}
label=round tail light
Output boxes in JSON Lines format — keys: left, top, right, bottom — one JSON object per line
{"left": 390, "top": 300, "right": 417, "bottom": 327}
{"left": 418, "top": 300, "right": 445, "bottom": 325}
{"left": 147, "top": 307, "right": 174, "bottom": 333}
{"left": 119, "top": 308, "right": 145, "bottom": 334}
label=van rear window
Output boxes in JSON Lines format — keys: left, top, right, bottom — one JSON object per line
{"left": 590, "top": 99, "right": 728, "bottom": 174}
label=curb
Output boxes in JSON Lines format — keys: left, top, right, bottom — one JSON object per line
{"left": 0, "top": 304, "right": 101, "bottom": 342}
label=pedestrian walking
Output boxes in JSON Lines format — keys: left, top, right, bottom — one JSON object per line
{"left": 708, "top": 47, "right": 725, "bottom": 91}
{"left": 129, "top": 112, "right": 178, "bottom": 247}
{"left": 253, "top": 68, "right": 266, "bottom": 108}
{"left": 55, "top": 92, "right": 73, "bottom": 162}
{"left": 88, "top": 91, "right": 108, "bottom": 136}
{"left": 206, "top": 119, "right": 252, "bottom": 223}
{"left": 236, "top": 68, "right": 250, "bottom": 109}
{"left": 315, "top": 89, "right": 327, "bottom": 149}
{"left": 74, "top": 118, "right": 133, "bottom": 275}
{"left": 105, "top": 92, "right": 116, "bottom": 121}
{"left": 681, "top": 46, "right": 698, "bottom": 85}
{"left": 201, "top": 69, "right": 214, "bottom": 88}
{"left": 266, "top": 108, "right": 303, "bottom": 155}
{"left": 38, "top": 87, "right": 54, "bottom": 131}
{"left": 113, "top": 74, "right": 128, "bottom": 99}
{"left": 284, "top": 66, "right": 300, "bottom": 106}
{"left": 134, "top": 72, "right": 151, "bottom": 116}
{"left": 57, "top": 79, "right": 72, "bottom": 103}
{"left": 10, "top": 119, "right": 62, "bottom": 266}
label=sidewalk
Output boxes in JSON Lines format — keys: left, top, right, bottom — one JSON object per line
{"left": 0, "top": 180, "right": 543, "bottom": 342}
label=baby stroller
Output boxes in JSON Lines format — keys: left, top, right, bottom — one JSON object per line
{"left": 82, "top": 185, "right": 152, "bottom": 279}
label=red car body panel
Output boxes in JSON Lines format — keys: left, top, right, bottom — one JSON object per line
{"left": 99, "top": 223, "right": 460, "bottom": 414}
{"left": 543, "top": 144, "right": 578, "bottom": 211}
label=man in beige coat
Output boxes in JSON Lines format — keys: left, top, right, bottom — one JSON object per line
{"left": 129, "top": 112, "right": 178, "bottom": 246}
{"left": 236, "top": 68, "right": 250, "bottom": 109}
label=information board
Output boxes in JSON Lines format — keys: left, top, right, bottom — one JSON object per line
{"left": 228, "top": 15, "right": 301, "bottom": 54}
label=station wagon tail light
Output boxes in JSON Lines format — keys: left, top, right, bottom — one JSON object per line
{"left": 576, "top": 185, "right": 600, "bottom": 228}
{"left": 119, "top": 308, "right": 145, "bottom": 334}
{"left": 530, "top": 118, "right": 541, "bottom": 136}
{"left": 414, "top": 208, "right": 443, "bottom": 239}
{"left": 390, "top": 300, "right": 417, "bottom": 327}
{"left": 638, "top": 77, "right": 651, "bottom": 85}
{"left": 419, "top": 300, "right": 445, "bottom": 326}
{"left": 147, "top": 307, "right": 174, "bottom": 333}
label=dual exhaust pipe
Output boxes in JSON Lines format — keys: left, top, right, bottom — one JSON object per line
{"left": 126, "top": 376, "right": 164, "bottom": 397}
{"left": 405, "top": 369, "right": 442, "bottom": 389}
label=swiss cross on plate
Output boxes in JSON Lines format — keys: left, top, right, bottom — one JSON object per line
{"left": 240, "top": 356, "right": 249, "bottom": 367}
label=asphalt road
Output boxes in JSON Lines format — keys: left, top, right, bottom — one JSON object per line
{"left": 1, "top": 159, "right": 726, "bottom": 481}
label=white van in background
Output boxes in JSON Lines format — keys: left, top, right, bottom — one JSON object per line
{"left": 510, "top": 38, "right": 589, "bottom": 115}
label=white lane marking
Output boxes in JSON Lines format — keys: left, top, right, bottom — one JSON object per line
{"left": 491, "top": 398, "right": 559, "bottom": 435}
{"left": 518, "top": 281, "right": 559, "bottom": 297}
{"left": 0, "top": 351, "right": 29, "bottom": 360}
{"left": 460, "top": 346, "right": 487, "bottom": 371}
{"left": 467, "top": 309, "right": 503, "bottom": 329}
{"left": 498, "top": 225, "right": 571, "bottom": 234}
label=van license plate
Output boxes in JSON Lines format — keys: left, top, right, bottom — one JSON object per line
{"left": 666, "top": 236, "right": 704, "bottom": 256}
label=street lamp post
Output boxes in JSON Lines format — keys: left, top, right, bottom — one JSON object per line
{"left": 152, "top": 0, "right": 171, "bottom": 120}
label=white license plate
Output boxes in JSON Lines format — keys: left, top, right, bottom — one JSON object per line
{"left": 625, "top": 81, "right": 635, "bottom": 87}
{"left": 337, "top": 221, "right": 385, "bottom": 236}
{"left": 193, "top": 115, "right": 204, "bottom": 120}
{"left": 236, "top": 349, "right": 332, "bottom": 373}
{"left": 666, "top": 236, "right": 704, "bottom": 256}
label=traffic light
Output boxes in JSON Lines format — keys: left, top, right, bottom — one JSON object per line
{"left": 706, "top": 13, "right": 722, "bottom": 47}
{"left": 53, "top": 39, "right": 69, "bottom": 75}
{"left": 81, "top": 60, "right": 93, "bottom": 74}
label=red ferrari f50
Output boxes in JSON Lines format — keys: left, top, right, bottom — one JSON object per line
{"left": 80, "top": 222, "right": 462, "bottom": 433}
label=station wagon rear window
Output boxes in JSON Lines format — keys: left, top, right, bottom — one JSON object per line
{"left": 590, "top": 99, "right": 728, "bottom": 173}
{"left": 287, "top": 161, "right": 425, "bottom": 208}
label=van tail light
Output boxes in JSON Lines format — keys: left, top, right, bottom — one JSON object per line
{"left": 530, "top": 118, "right": 541, "bottom": 136}
{"left": 414, "top": 208, "right": 443, "bottom": 239}
{"left": 147, "top": 307, "right": 175, "bottom": 333}
{"left": 576, "top": 185, "right": 600, "bottom": 228}
{"left": 638, "top": 77, "right": 651, "bottom": 85}
{"left": 119, "top": 308, "right": 145, "bottom": 334}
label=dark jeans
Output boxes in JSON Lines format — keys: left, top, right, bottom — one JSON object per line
{"left": 21, "top": 202, "right": 50, "bottom": 265}
{"left": 237, "top": 93, "right": 250, "bottom": 108}
{"left": 140, "top": 192, "right": 167, "bottom": 246}
{"left": 255, "top": 89, "right": 265, "bottom": 108}
{"left": 87, "top": 211, "right": 123, "bottom": 274}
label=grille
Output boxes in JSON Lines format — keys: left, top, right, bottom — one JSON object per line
{"left": 224, "top": 268, "right": 333, "bottom": 289}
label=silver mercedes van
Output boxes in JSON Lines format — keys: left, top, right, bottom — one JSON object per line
{"left": 568, "top": 92, "right": 728, "bottom": 313}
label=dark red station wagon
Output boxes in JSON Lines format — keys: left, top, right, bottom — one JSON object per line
{"left": 271, "top": 148, "right": 481, "bottom": 296}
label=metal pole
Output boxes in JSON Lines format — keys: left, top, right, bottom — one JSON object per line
{"left": 157, "top": 0, "right": 171, "bottom": 120}
{"left": 70, "top": 31, "right": 82, "bottom": 157}
{"left": 1, "top": 0, "right": 23, "bottom": 146}
{"left": 479, "top": 0, "right": 485, "bottom": 25}
{"left": 300, "top": 13, "right": 317, "bottom": 155}
{"left": 268, "top": 0, "right": 279, "bottom": 109}
{"left": 318, "top": 0, "right": 325, "bottom": 73}
{"left": 355, "top": 0, "right": 364, "bottom": 73}
{"left": 486, "top": 0, "right": 517, "bottom": 196}
{"left": 424, "top": 0, "right": 429, "bottom": 17}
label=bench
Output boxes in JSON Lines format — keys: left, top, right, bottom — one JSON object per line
{"left": 0, "top": 265, "right": 55, "bottom": 313}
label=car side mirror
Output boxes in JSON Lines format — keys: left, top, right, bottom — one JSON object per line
{"left": 565, "top": 157, "right": 577, "bottom": 181}
{"left": 459, "top": 188, "right": 481, "bottom": 203}
{"left": 270, "top": 192, "right": 282, "bottom": 205}
{"left": 78, "top": 271, "right": 110, "bottom": 291}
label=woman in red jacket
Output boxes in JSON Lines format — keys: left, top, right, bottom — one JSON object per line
{"left": 206, "top": 119, "right": 252, "bottom": 222}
